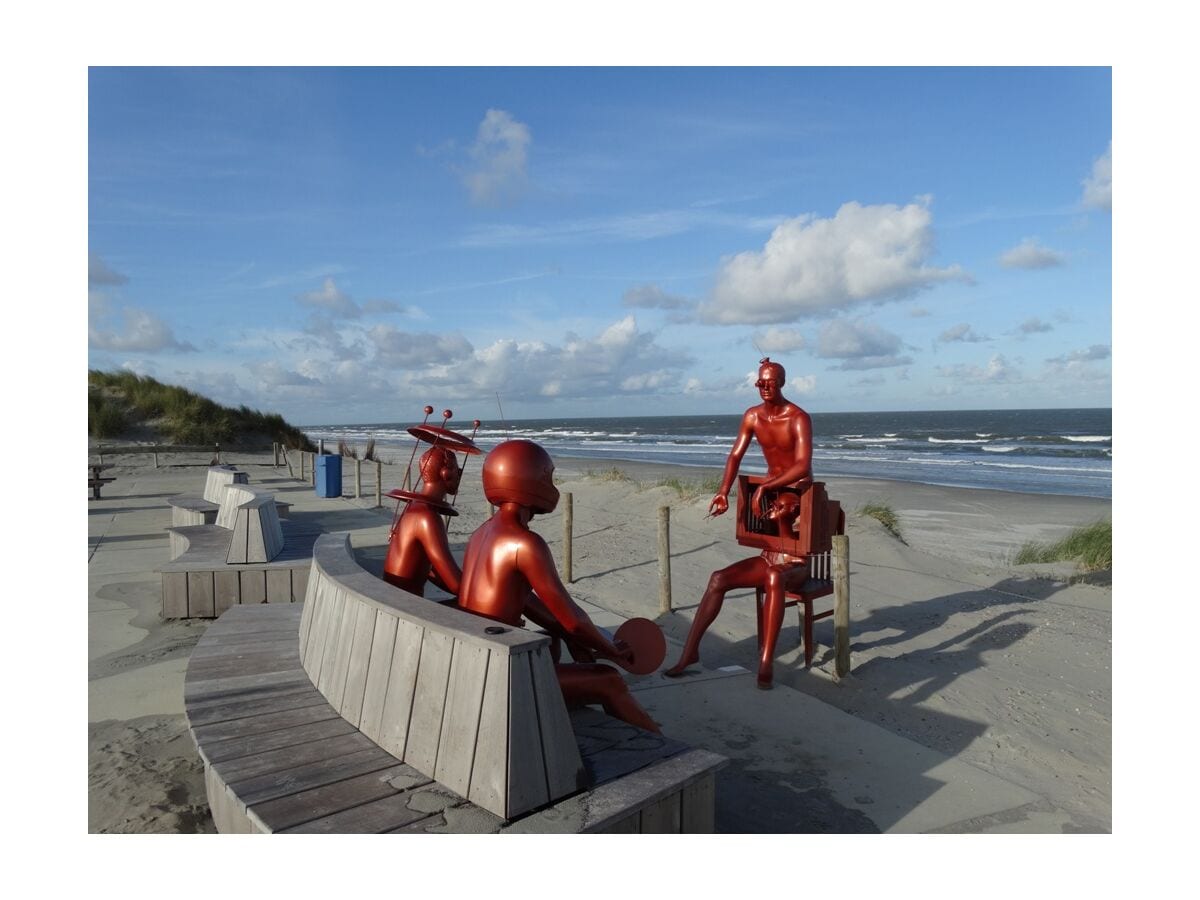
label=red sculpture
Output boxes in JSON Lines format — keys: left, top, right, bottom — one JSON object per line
{"left": 382, "top": 409, "right": 482, "bottom": 597}
{"left": 457, "top": 439, "right": 662, "bottom": 733}
{"left": 665, "top": 357, "right": 815, "bottom": 689}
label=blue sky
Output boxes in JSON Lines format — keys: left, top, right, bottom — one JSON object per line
{"left": 88, "top": 67, "right": 1111, "bottom": 424}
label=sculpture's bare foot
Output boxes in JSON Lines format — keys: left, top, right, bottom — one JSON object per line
{"left": 756, "top": 662, "right": 773, "bottom": 690}
{"left": 664, "top": 652, "right": 699, "bottom": 677}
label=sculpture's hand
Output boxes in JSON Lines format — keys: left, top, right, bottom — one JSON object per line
{"left": 609, "top": 638, "right": 635, "bottom": 669}
{"left": 751, "top": 485, "right": 768, "bottom": 517}
{"left": 708, "top": 494, "right": 729, "bottom": 517}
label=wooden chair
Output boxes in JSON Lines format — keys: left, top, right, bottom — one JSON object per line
{"left": 736, "top": 476, "right": 845, "bottom": 668}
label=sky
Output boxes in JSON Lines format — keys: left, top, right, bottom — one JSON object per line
{"left": 88, "top": 66, "right": 1111, "bottom": 424}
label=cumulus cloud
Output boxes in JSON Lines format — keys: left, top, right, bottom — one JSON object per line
{"left": 751, "top": 326, "right": 806, "bottom": 353}
{"left": 938, "top": 322, "right": 989, "bottom": 344}
{"left": 816, "top": 318, "right": 912, "bottom": 370}
{"left": 1047, "top": 344, "right": 1111, "bottom": 365}
{"left": 699, "top": 199, "right": 969, "bottom": 325}
{"left": 1000, "top": 238, "right": 1066, "bottom": 270}
{"left": 937, "top": 354, "right": 1019, "bottom": 383}
{"left": 89, "top": 253, "right": 128, "bottom": 286}
{"left": 368, "top": 325, "right": 475, "bottom": 369}
{"left": 1017, "top": 317, "right": 1054, "bottom": 335}
{"left": 297, "top": 278, "right": 361, "bottom": 318}
{"left": 1082, "top": 142, "right": 1112, "bottom": 212}
{"left": 622, "top": 283, "right": 690, "bottom": 309}
{"left": 462, "top": 109, "right": 531, "bottom": 207}
{"left": 89, "top": 304, "right": 197, "bottom": 353}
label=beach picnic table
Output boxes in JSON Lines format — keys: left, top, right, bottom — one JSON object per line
{"left": 89, "top": 464, "right": 116, "bottom": 500}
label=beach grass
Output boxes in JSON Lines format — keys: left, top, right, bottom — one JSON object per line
{"left": 859, "top": 501, "right": 904, "bottom": 541}
{"left": 651, "top": 474, "right": 723, "bottom": 501}
{"left": 585, "top": 466, "right": 636, "bottom": 483}
{"left": 89, "top": 369, "right": 316, "bottom": 449}
{"left": 1015, "top": 520, "right": 1111, "bottom": 571}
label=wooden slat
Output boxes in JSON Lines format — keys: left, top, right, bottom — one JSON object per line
{"left": 340, "top": 602, "right": 378, "bottom": 727}
{"left": 506, "top": 651, "right": 550, "bottom": 816}
{"left": 315, "top": 587, "right": 347, "bottom": 695}
{"left": 375, "top": 619, "right": 425, "bottom": 759}
{"left": 639, "top": 791, "right": 681, "bottom": 833}
{"left": 297, "top": 570, "right": 317, "bottom": 654}
{"left": 204, "top": 717, "right": 358, "bottom": 764}
{"left": 325, "top": 596, "right": 360, "bottom": 710}
{"left": 529, "top": 645, "right": 586, "bottom": 798}
{"left": 190, "top": 702, "right": 342, "bottom": 744}
{"left": 434, "top": 641, "right": 489, "bottom": 796}
{"left": 162, "top": 573, "right": 188, "bottom": 618}
{"left": 404, "top": 630, "right": 455, "bottom": 775}
{"left": 680, "top": 773, "right": 716, "bottom": 832}
{"left": 266, "top": 569, "right": 291, "bottom": 603}
{"left": 358, "top": 612, "right": 398, "bottom": 742}
{"left": 214, "top": 570, "right": 240, "bottom": 615}
{"left": 281, "top": 786, "right": 462, "bottom": 834}
{"left": 231, "top": 746, "right": 399, "bottom": 807}
{"left": 186, "top": 687, "right": 328, "bottom": 728}
{"left": 187, "top": 571, "right": 215, "bottom": 618}
{"left": 600, "top": 813, "right": 640, "bottom": 833}
{"left": 299, "top": 576, "right": 332, "bottom": 668}
{"left": 241, "top": 569, "right": 267, "bottom": 605}
{"left": 292, "top": 565, "right": 310, "bottom": 603}
{"left": 217, "top": 730, "right": 376, "bottom": 785}
{"left": 467, "top": 651, "right": 510, "bottom": 814}
{"left": 249, "top": 764, "right": 421, "bottom": 832}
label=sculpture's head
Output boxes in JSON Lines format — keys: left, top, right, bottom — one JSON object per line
{"left": 418, "top": 445, "right": 462, "bottom": 493}
{"left": 482, "top": 439, "right": 559, "bottom": 515}
{"left": 755, "top": 357, "right": 786, "bottom": 402}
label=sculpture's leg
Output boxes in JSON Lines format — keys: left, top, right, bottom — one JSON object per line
{"left": 757, "top": 563, "right": 808, "bottom": 689}
{"left": 665, "top": 556, "right": 769, "bottom": 677}
{"left": 556, "top": 663, "right": 661, "bottom": 733}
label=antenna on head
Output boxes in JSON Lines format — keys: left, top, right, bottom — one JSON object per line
{"left": 495, "top": 392, "right": 509, "bottom": 438}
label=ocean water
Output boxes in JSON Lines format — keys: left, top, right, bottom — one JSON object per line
{"left": 303, "top": 408, "right": 1112, "bottom": 499}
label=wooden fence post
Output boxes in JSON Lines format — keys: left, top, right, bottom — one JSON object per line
{"left": 375, "top": 460, "right": 383, "bottom": 508}
{"left": 300, "top": 451, "right": 306, "bottom": 482}
{"left": 658, "top": 506, "right": 672, "bottom": 615}
{"left": 319, "top": 438, "right": 325, "bottom": 455}
{"left": 310, "top": 452, "right": 316, "bottom": 487}
{"left": 833, "top": 534, "right": 851, "bottom": 678}
{"left": 563, "top": 492, "right": 574, "bottom": 583}
{"left": 355, "top": 458, "right": 362, "bottom": 499}
{"left": 153, "top": 448, "right": 159, "bottom": 468}
{"left": 283, "top": 447, "right": 294, "bottom": 478}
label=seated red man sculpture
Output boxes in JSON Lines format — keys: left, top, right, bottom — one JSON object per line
{"left": 665, "top": 357, "right": 813, "bottom": 689}
{"left": 457, "top": 439, "right": 661, "bottom": 734}
{"left": 382, "top": 445, "right": 463, "bottom": 597}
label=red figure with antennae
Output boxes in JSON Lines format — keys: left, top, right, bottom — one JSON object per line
{"left": 383, "top": 407, "right": 481, "bottom": 597}
{"left": 665, "top": 357, "right": 814, "bottom": 689}
{"left": 457, "top": 439, "right": 663, "bottom": 733}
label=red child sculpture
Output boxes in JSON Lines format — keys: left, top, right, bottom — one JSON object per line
{"left": 382, "top": 444, "right": 463, "bottom": 597}
{"left": 665, "top": 357, "right": 814, "bottom": 689}
{"left": 457, "top": 439, "right": 661, "bottom": 733}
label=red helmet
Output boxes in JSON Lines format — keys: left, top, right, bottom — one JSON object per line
{"left": 418, "top": 445, "right": 460, "bottom": 487}
{"left": 482, "top": 439, "right": 559, "bottom": 514}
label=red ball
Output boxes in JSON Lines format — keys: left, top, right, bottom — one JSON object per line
{"left": 442, "top": 409, "right": 453, "bottom": 420}
{"left": 423, "top": 405, "right": 434, "bottom": 415}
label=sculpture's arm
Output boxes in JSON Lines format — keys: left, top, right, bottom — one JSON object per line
{"left": 420, "top": 511, "right": 462, "bottom": 596}
{"left": 518, "top": 534, "right": 629, "bottom": 663}
{"left": 751, "top": 412, "right": 814, "bottom": 514}
{"left": 710, "top": 411, "right": 756, "bottom": 516}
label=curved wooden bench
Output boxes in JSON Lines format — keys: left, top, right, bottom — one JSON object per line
{"left": 184, "top": 533, "right": 727, "bottom": 831}
{"left": 169, "top": 466, "right": 291, "bottom": 526}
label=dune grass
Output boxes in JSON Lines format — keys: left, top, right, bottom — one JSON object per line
{"left": 585, "top": 466, "right": 636, "bottom": 483}
{"left": 651, "top": 474, "right": 723, "bottom": 501}
{"left": 859, "top": 501, "right": 903, "bottom": 541}
{"left": 88, "top": 370, "right": 316, "bottom": 450}
{"left": 1015, "top": 520, "right": 1111, "bottom": 571}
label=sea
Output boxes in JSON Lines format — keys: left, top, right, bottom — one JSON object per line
{"left": 302, "top": 408, "right": 1112, "bottom": 500}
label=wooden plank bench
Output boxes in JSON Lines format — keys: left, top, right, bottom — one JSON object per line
{"left": 89, "top": 475, "right": 116, "bottom": 500}
{"left": 161, "top": 484, "right": 322, "bottom": 618}
{"left": 184, "top": 534, "right": 726, "bottom": 832}
{"left": 168, "top": 465, "right": 291, "bottom": 526}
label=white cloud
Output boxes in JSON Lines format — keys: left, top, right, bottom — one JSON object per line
{"left": 1000, "top": 238, "right": 1066, "bottom": 269}
{"left": 462, "top": 109, "right": 531, "bottom": 207}
{"left": 368, "top": 325, "right": 475, "bottom": 369}
{"left": 816, "top": 318, "right": 912, "bottom": 370}
{"left": 752, "top": 326, "right": 806, "bottom": 353}
{"left": 1017, "top": 317, "right": 1054, "bottom": 335}
{"left": 1047, "top": 344, "right": 1111, "bottom": 365}
{"left": 89, "top": 303, "right": 197, "bottom": 353}
{"left": 297, "top": 277, "right": 361, "bottom": 318}
{"left": 699, "top": 200, "right": 969, "bottom": 324}
{"left": 1082, "top": 142, "right": 1112, "bottom": 212}
{"left": 89, "top": 253, "right": 128, "bottom": 286}
{"left": 622, "top": 283, "right": 690, "bottom": 309}
{"left": 937, "top": 323, "right": 989, "bottom": 343}
{"left": 937, "top": 354, "right": 1019, "bottom": 383}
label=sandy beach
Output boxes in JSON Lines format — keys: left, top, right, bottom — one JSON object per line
{"left": 88, "top": 447, "right": 1111, "bottom": 833}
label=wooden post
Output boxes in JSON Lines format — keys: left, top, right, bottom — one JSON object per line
{"left": 215, "top": 443, "right": 221, "bottom": 464}
{"left": 833, "top": 534, "right": 851, "bottom": 678}
{"left": 355, "top": 458, "right": 362, "bottom": 499}
{"left": 375, "top": 460, "right": 383, "bottom": 508}
{"left": 272, "top": 442, "right": 279, "bottom": 468}
{"left": 98, "top": 447, "right": 103, "bottom": 467}
{"left": 284, "top": 447, "right": 294, "bottom": 478}
{"left": 153, "top": 448, "right": 159, "bottom": 468}
{"left": 310, "top": 452, "right": 316, "bottom": 487}
{"left": 319, "top": 438, "right": 326, "bottom": 454}
{"left": 563, "top": 492, "right": 574, "bottom": 583}
{"left": 300, "top": 451, "right": 306, "bottom": 482}
{"left": 658, "top": 506, "right": 672, "bottom": 615}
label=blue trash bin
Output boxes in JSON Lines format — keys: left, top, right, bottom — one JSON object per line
{"left": 315, "top": 454, "right": 343, "bottom": 498}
